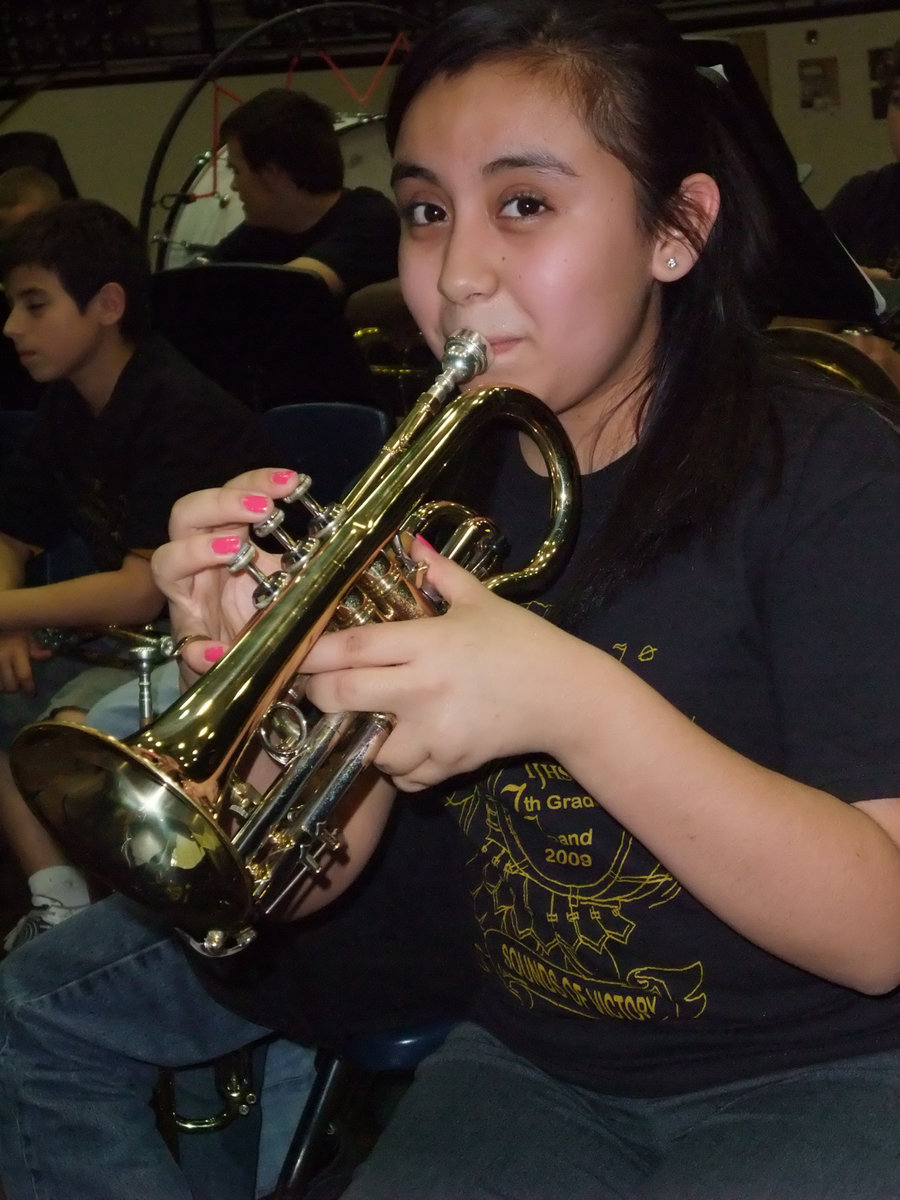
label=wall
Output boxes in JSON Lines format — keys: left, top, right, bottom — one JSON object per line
{"left": 0, "top": 7, "right": 896, "bottom": 233}
{"left": 0, "top": 62, "right": 397, "bottom": 237}
{"left": 702, "top": 8, "right": 899, "bottom": 207}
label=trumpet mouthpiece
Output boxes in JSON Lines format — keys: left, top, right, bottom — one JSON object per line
{"left": 441, "top": 329, "right": 490, "bottom": 386}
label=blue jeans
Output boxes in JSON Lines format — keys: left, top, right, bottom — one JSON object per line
{"left": 0, "top": 664, "right": 317, "bottom": 1200}
{"left": 345, "top": 1022, "right": 900, "bottom": 1200}
{"left": 0, "top": 894, "right": 278, "bottom": 1199}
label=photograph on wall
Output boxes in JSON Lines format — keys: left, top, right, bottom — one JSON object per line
{"left": 868, "top": 45, "right": 892, "bottom": 118}
{"left": 798, "top": 56, "right": 840, "bottom": 112}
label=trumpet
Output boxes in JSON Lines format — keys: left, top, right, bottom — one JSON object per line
{"left": 11, "top": 330, "right": 580, "bottom": 956}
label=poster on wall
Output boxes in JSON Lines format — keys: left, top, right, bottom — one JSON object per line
{"left": 798, "top": 56, "right": 840, "bottom": 111}
{"left": 868, "top": 46, "right": 892, "bottom": 118}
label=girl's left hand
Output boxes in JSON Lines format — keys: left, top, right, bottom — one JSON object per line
{"left": 301, "top": 539, "right": 572, "bottom": 791}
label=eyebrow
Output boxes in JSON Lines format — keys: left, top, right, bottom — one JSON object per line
{"left": 391, "top": 150, "right": 578, "bottom": 188}
{"left": 11, "top": 287, "right": 48, "bottom": 301}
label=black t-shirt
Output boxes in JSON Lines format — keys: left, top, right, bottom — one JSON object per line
{"left": 194, "top": 794, "right": 480, "bottom": 1046}
{"left": 0, "top": 332, "right": 273, "bottom": 571}
{"left": 823, "top": 161, "right": 900, "bottom": 277}
{"left": 207, "top": 187, "right": 400, "bottom": 299}
{"left": 447, "top": 385, "right": 900, "bottom": 1096}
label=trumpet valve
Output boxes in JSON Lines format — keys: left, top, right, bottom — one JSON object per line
{"left": 298, "top": 823, "right": 342, "bottom": 875}
{"left": 226, "top": 781, "right": 262, "bottom": 820}
{"left": 282, "top": 477, "right": 347, "bottom": 542}
{"left": 226, "top": 541, "right": 289, "bottom": 608}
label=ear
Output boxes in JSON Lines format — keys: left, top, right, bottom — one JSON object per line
{"left": 89, "top": 281, "right": 126, "bottom": 327}
{"left": 260, "top": 162, "right": 292, "bottom": 194}
{"left": 651, "top": 173, "right": 720, "bottom": 282}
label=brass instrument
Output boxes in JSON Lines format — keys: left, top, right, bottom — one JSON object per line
{"left": 767, "top": 324, "right": 900, "bottom": 409}
{"left": 11, "top": 330, "right": 580, "bottom": 956}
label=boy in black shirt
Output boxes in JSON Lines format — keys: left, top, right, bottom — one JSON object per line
{"left": 0, "top": 198, "right": 272, "bottom": 946}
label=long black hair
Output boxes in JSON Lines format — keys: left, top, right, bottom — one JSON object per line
{"left": 386, "top": 0, "right": 788, "bottom": 613}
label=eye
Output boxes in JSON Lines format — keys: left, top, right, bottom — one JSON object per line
{"left": 401, "top": 200, "right": 447, "bottom": 227}
{"left": 498, "top": 193, "right": 548, "bottom": 219}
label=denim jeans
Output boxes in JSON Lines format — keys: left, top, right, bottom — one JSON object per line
{"left": 0, "top": 894, "right": 277, "bottom": 1199}
{"left": 345, "top": 1021, "right": 900, "bottom": 1200}
{"left": 0, "top": 663, "right": 317, "bottom": 1200}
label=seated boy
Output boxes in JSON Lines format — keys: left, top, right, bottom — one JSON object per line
{"left": 0, "top": 198, "right": 273, "bottom": 947}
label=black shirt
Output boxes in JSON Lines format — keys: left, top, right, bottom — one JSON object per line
{"left": 823, "top": 161, "right": 900, "bottom": 278}
{"left": 450, "top": 384, "right": 900, "bottom": 1096}
{"left": 207, "top": 187, "right": 400, "bottom": 299}
{"left": 0, "top": 332, "right": 273, "bottom": 571}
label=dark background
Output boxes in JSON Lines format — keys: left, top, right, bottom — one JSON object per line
{"left": 0, "top": 0, "right": 897, "bottom": 103}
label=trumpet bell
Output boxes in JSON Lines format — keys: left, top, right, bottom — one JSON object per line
{"left": 14, "top": 720, "right": 252, "bottom": 940}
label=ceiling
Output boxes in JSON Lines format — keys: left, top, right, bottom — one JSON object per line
{"left": 0, "top": 0, "right": 895, "bottom": 103}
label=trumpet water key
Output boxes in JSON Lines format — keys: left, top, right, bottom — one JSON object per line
{"left": 11, "top": 330, "right": 580, "bottom": 956}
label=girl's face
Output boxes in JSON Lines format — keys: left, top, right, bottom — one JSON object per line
{"left": 393, "top": 61, "right": 680, "bottom": 457}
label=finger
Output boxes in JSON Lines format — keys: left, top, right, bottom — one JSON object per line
{"left": 152, "top": 530, "right": 282, "bottom": 597}
{"left": 177, "top": 638, "right": 228, "bottom": 680}
{"left": 302, "top": 620, "right": 431, "bottom": 675}
{"left": 408, "top": 536, "right": 494, "bottom": 605}
{"left": 10, "top": 648, "right": 34, "bottom": 694}
{"left": 372, "top": 729, "right": 433, "bottom": 792}
{"left": 305, "top": 663, "right": 406, "bottom": 716}
{"left": 167, "top": 469, "right": 300, "bottom": 540}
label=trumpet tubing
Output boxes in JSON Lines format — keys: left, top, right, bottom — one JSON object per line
{"left": 11, "top": 330, "right": 580, "bottom": 956}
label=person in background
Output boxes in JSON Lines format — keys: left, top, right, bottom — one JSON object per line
{"left": 0, "top": 198, "right": 272, "bottom": 950}
{"left": 0, "top": 165, "right": 61, "bottom": 230}
{"left": 0, "top": 165, "right": 63, "bottom": 409}
{"left": 206, "top": 88, "right": 400, "bottom": 302}
{"left": 823, "top": 38, "right": 900, "bottom": 280}
{"left": 819, "top": 39, "right": 900, "bottom": 390}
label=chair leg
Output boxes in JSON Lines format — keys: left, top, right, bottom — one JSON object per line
{"left": 274, "top": 1054, "right": 355, "bottom": 1199}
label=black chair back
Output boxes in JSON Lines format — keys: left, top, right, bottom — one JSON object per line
{"left": 150, "top": 264, "right": 383, "bottom": 413}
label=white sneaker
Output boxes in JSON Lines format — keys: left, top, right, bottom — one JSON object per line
{"left": 2, "top": 894, "right": 88, "bottom": 952}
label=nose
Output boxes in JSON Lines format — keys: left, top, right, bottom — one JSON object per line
{"left": 3, "top": 307, "right": 20, "bottom": 340}
{"left": 437, "top": 215, "right": 498, "bottom": 307}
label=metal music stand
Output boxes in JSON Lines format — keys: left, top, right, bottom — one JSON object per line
{"left": 688, "top": 38, "right": 880, "bottom": 326}
{"left": 149, "top": 263, "right": 383, "bottom": 413}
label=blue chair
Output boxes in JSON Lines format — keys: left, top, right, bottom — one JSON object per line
{"left": 260, "top": 402, "right": 392, "bottom": 506}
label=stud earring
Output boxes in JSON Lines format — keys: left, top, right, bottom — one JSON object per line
{"left": 666, "top": 256, "right": 678, "bottom": 269}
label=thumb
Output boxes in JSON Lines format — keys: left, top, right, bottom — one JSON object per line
{"left": 412, "top": 534, "right": 492, "bottom": 606}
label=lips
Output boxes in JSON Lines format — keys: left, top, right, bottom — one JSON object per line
{"left": 487, "top": 337, "right": 521, "bottom": 356}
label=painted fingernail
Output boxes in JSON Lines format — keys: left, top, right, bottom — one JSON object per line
{"left": 211, "top": 536, "right": 242, "bottom": 555}
{"left": 242, "top": 494, "right": 269, "bottom": 513}
{"left": 416, "top": 534, "right": 436, "bottom": 550}
{"left": 271, "top": 470, "right": 294, "bottom": 484}
{"left": 204, "top": 644, "right": 225, "bottom": 663}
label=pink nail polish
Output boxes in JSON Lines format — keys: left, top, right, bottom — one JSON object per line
{"left": 204, "top": 645, "right": 225, "bottom": 663}
{"left": 211, "top": 536, "right": 241, "bottom": 555}
{"left": 416, "top": 533, "right": 436, "bottom": 551}
{"left": 271, "top": 470, "right": 294, "bottom": 484}
{"left": 242, "top": 494, "right": 268, "bottom": 514}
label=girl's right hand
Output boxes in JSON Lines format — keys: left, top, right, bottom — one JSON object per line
{"left": 150, "top": 468, "right": 301, "bottom": 683}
